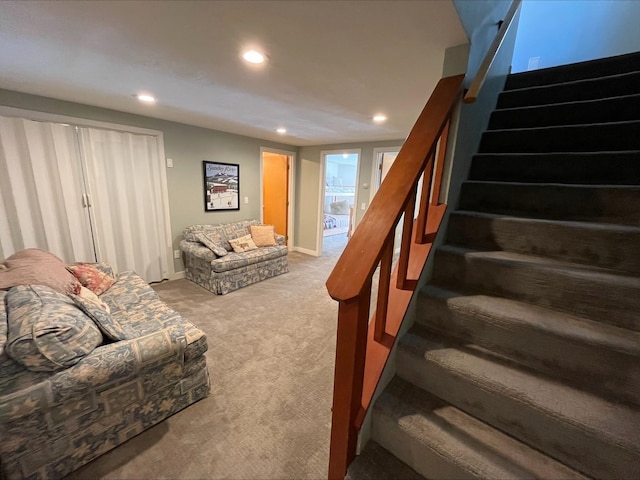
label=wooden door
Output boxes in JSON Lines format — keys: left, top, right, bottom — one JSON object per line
{"left": 262, "top": 153, "right": 289, "bottom": 237}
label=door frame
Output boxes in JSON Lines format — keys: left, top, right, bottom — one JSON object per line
{"left": 260, "top": 147, "right": 296, "bottom": 248}
{"left": 369, "top": 146, "right": 402, "bottom": 203}
{"left": 317, "top": 148, "right": 361, "bottom": 256}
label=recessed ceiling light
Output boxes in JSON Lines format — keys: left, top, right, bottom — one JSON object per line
{"left": 137, "top": 94, "right": 156, "bottom": 104}
{"left": 243, "top": 50, "right": 266, "bottom": 64}
{"left": 373, "top": 114, "right": 387, "bottom": 122}
{"left": 276, "top": 127, "right": 287, "bottom": 134}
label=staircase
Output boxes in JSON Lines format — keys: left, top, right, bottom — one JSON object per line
{"left": 347, "top": 52, "right": 640, "bottom": 479}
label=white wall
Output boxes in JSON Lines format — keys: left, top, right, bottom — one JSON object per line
{"left": 512, "top": 0, "right": 640, "bottom": 72}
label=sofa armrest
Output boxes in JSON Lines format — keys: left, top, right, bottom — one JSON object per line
{"left": 180, "top": 240, "right": 216, "bottom": 261}
{"left": 275, "top": 234, "right": 287, "bottom": 246}
{"left": 0, "top": 325, "right": 187, "bottom": 420}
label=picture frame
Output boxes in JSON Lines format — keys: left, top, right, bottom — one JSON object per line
{"left": 203, "top": 161, "right": 240, "bottom": 211}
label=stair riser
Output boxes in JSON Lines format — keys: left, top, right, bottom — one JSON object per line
{"left": 432, "top": 248, "right": 640, "bottom": 331}
{"left": 459, "top": 182, "right": 640, "bottom": 227}
{"left": 416, "top": 292, "right": 640, "bottom": 405}
{"left": 488, "top": 95, "right": 640, "bottom": 130}
{"left": 371, "top": 411, "right": 476, "bottom": 480}
{"left": 479, "top": 122, "right": 640, "bottom": 154}
{"left": 447, "top": 213, "right": 640, "bottom": 273}
{"left": 505, "top": 52, "right": 640, "bottom": 90}
{"left": 497, "top": 72, "right": 640, "bottom": 109}
{"left": 396, "top": 346, "right": 638, "bottom": 479}
{"left": 469, "top": 153, "right": 640, "bottom": 185}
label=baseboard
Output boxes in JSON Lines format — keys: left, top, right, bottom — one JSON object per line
{"left": 171, "top": 271, "right": 186, "bottom": 280}
{"left": 293, "top": 246, "right": 320, "bottom": 257}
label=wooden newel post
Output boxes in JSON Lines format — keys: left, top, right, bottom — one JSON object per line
{"left": 328, "top": 280, "right": 372, "bottom": 480}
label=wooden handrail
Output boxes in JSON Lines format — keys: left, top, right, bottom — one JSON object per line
{"left": 326, "top": 74, "right": 465, "bottom": 480}
{"left": 463, "top": 0, "right": 522, "bottom": 104}
{"left": 327, "top": 75, "right": 464, "bottom": 301}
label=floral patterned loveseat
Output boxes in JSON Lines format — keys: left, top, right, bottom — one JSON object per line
{"left": 180, "top": 220, "right": 289, "bottom": 295}
{"left": 0, "top": 261, "right": 210, "bottom": 480}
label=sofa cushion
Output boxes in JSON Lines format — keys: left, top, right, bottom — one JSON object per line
{"left": 183, "top": 220, "right": 260, "bottom": 250}
{"left": 229, "top": 234, "right": 258, "bottom": 253}
{"left": 210, "top": 245, "right": 288, "bottom": 273}
{"left": 0, "top": 249, "right": 81, "bottom": 294}
{"left": 195, "top": 232, "right": 228, "bottom": 257}
{"left": 250, "top": 225, "right": 277, "bottom": 247}
{"left": 0, "top": 291, "right": 26, "bottom": 378}
{"left": 66, "top": 262, "right": 117, "bottom": 295}
{"left": 69, "top": 292, "right": 128, "bottom": 341}
{"left": 5, "top": 285, "right": 103, "bottom": 371}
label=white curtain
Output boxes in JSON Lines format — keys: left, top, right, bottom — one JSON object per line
{"left": 0, "top": 116, "right": 95, "bottom": 262}
{"left": 80, "top": 128, "right": 170, "bottom": 283}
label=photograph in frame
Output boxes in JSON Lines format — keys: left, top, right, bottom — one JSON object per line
{"left": 203, "top": 161, "right": 240, "bottom": 211}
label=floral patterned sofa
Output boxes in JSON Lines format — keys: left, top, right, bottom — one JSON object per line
{"left": 0, "top": 255, "right": 210, "bottom": 480}
{"left": 180, "top": 219, "right": 289, "bottom": 295}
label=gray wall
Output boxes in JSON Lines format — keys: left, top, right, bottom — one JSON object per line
{"left": 0, "top": 89, "right": 297, "bottom": 273}
{"left": 512, "top": 0, "right": 640, "bottom": 72}
{"left": 453, "top": 0, "right": 514, "bottom": 87}
{"left": 447, "top": 2, "right": 520, "bottom": 212}
{"left": 296, "top": 140, "right": 405, "bottom": 253}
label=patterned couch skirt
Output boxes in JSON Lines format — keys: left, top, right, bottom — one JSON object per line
{"left": 184, "top": 252, "right": 289, "bottom": 295}
{"left": 0, "top": 272, "right": 210, "bottom": 480}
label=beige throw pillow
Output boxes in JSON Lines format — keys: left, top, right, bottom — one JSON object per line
{"left": 228, "top": 234, "right": 258, "bottom": 253}
{"left": 250, "top": 225, "right": 277, "bottom": 247}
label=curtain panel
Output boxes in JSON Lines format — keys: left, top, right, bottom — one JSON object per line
{"left": 0, "top": 115, "right": 170, "bottom": 283}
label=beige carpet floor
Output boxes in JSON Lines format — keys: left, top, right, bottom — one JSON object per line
{"left": 67, "top": 235, "right": 348, "bottom": 479}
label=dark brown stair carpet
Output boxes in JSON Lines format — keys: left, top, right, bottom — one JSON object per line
{"left": 354, "top": 51, "right": 640, "bottom": 480}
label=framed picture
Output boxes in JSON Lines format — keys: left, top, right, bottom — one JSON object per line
{"left": 203, "top": 161, "right": 240, "bottom": 211}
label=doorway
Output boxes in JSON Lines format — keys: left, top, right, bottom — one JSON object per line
{"left": 261, "top": 149, "right": 294, "bottom": 244}
{"left": 371, "top": 146, "right": 403, "bottom": 254}
{"left": 370, "top": 147, "right": 402, "bottom": 200}
{"left": 319, "top": 149, "right": 360, "bottom": 255}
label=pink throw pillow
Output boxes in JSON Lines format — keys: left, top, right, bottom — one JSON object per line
{"left": 0, "top": 249, "right": 81, "bottom": 294}
{"left": 66, "top": 262, "right": 116, "bottom": 295}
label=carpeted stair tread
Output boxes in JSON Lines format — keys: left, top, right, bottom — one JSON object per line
{"left": 396, "top": 329, "right": 640, "bottom": 479}
{"left": 373, "top": 376, "right": 588, "bottom": 480}
{"left": 346, "top": 440, "right": 426, "bottom": 480}
{"left": 497, "top": 70, "right": 640, "bottom": 109}
{"left": 432, "top": 245, "right": 640, "bottom": 331}
{"left": 469, "top": 151, "right": 640, "bottom": 185}
{"left": 488, "top": 93, "right": 640, "bottom": 129}
{"left": 505, "top": 51, "right": 640, "bottom": 90}
{"left": 417, "top": 285, "right": 640, "bottom": 404}
{"left": 447, "top": 210, "right": 640, "bottom": 273}
{"left": 367, "top": 52, "right": 640, "bottom": 480}
{"left": 478, "top": 120, "right": 640, "bottom": 153}
{"left": 459, "top": 181, "right": 640, "bottom": 226}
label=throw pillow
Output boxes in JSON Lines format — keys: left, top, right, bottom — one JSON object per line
{"left": 66, "top": 262, "right": 117, "bottom": 295}
{"left": 329, "top": 200, "right": 351, "bottom": 215}
{"left": 249, "top": 225, "right": 277, "bottom": 247}
{"left": 5, "top": 285, "right": 103, "bottom": 371}
{"left": 0, "top": 249, "right": 81, "bottom": 294}
{"left": 69, "top": 292, "right": 128, "bottom": 341}
{"left": 228, "top": 234, "right": 258, "bottom": 253}
{"left": 78, "top": 285, "right": 110, "bottom": 313}
{"left": 195, "top": 232, "right": 228, "bottom": 257}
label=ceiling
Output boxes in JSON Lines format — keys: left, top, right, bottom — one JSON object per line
{"left": 0, "top": 1, "right": 468, "bottom": 146}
